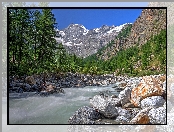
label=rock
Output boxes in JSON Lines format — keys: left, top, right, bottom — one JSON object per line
{"left": 115, "top": 116, "right": 129, "bottom": 124}
{"left": 25, "top": 76, "right": 36, "bottom": 85}
{"left": 68, "top": 106, "right": 101, "bottom": 124}
{"left": 116, "top": 107, "right": 132, "bottom": 120}
{"left": 140, "top": 96, "right": 165, "bottom": 109}
{"left": 118, "top": 81, "right": 127, "bottom": 87}
{"left": 25, "top": 83, "right": 31, "bottom": 92}
{"left": 122, "top": 102, "right": 135, "bottom": 109}
{"left": 46, "top": 84, "right": 55, "bottom": 92}
{"left": 55, "top": 88, "right": 65, "bottom": 94}
{"left": 31, "top": 84, "right": 39, "bottom": 92}
{"left": 131, "top": 75, "right": 164, "bottom": 107}
{"left": 107, "top": 97, "right": 121, "bottom": 107}
{"left": 40, "top": 91, "right": 49, "bottom": 96}
{"left": 17, "top": 87, "right": 23, "bottom": 93}
{"left": 101, "top": 80, "right": 108, "bottom": 86}
{"left": 118, "top": 86, "right": 133, "bottom": 106}
{"left": 111, "top": 95, "right": 118, "bottom": 98}
{"left": 148, "top": 107, "right": 166, "bottom": 124}
{"left": 90, "top": 95, "right": 119, "bottom": 118}
{"left": 130, "top": 107, "right": 151, "bottom": 124}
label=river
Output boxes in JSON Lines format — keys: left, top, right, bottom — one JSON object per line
{"left": 9, "top": 84, "right": 119, "bottom": 124}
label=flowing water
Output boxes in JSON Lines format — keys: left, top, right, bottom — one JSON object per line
{"left": 9, "top": 84, "right": 119, "bottom": 124}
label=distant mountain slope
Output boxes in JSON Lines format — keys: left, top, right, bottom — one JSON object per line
{"left": 55, "top": 23, "right": 131, "bottom": 58}
{"left": 95, "top": 9, "right": 166, "bottom": 61}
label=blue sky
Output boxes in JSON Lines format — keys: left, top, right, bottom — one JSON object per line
{"left": 25, "top": 2, "right": 148, "bottom": 30}
{"left": 52, "top": 8, "right": 144, "bottom": 30}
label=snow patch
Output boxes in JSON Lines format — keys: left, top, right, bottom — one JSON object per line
{"left": 74, "top": 42, "right": 83, "bottom": 45}
{"left": 94, "top": 28, "right": 100, "bottom": 33}
{"left": 59, "top": 31, "right": 65, "bottom": 37}
{"left": 63, "top": 41, "right": 72, "bottom": 46}
{"left": 83, "top": 30, "right": 89, "bottom": 35}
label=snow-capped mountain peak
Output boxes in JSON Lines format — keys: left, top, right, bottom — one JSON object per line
{"left": 55, "top": 23, "right": 131, "bottom": 57}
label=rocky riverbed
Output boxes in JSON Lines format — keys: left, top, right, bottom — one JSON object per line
{"left": 9, "top": 72, "right": 121, "bottom": 97}
{"left": 8, "top": 73, "right": 167, "bottom": 124}
{"left": 68, "top": 74, "right": 167, "bottom": 124}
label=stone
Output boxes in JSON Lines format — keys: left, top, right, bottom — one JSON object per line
{"left": 40, "top": 91, "right": 49, "bottom": 96}
{"left": 111, "top": 95, "right": 118, "bottom": 98}
{"left": 148, "top": 107, "right": 166, "bottom": 124}
{"left": 116, "top": 107, "right": 132, "bottom": 120}
{"left": 122, "top": 102, "right": 135, "bottom": 109}
{"left": 130, "top": 107, "right": 151, "bottom": 124}
{"left": 118, "top": 81, "right": 127, "bottom": 87}
{"left": 46, "top": 84, "right": 55, "bottom": 92}
{"left": 68, "top": 106, "right": 101, "bottom": 124}
{"left": 90, "top": 95, "right": 119, "bottom": 118}
{"left": 118, "top": 86, "right": 133, "bottom": 106}
{"left": 107, "top": 97, "right": 121, "bottom": 107}
{"left": 131, "top": 76, "right": 164, "bottom": 107}
{"left": 17, "top": 87, "right": 23, "bottom": 93}
{"left": 31, "top": 84, "right": 39, "bottom": 91}
{"left": 25, "top": 76, "right": 36, "bottom": 85}
{"left": 25, "top": 83, "right": 31, "bottom": 92}
{"left": 115, "top": 116, "right": 129, "bottom": 124}
{"left": 140, "top": 96, "right": 165, "bottom": 109}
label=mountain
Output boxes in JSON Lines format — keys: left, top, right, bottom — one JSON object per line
{"left": 55, "top": 23, "right": 131, "bottom": 58}
{"left": 95, "top": 9, "right": 166, "bottom": 60}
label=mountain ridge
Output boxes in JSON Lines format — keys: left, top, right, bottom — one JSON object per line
{"left": 55, "top": 23, "right": 132, "bottom": 58}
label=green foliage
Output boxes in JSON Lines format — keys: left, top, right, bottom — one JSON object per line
{"left": 9, "top": 9, "right": 57, "bottom": 75}
{"left": 9, "top": 9, "right": 166, "bottom": 77}
{"left": 96, "top": 24, "right": 132, "bottom": 59}
{"left": 81, "top": 29, "right": 166, "bottom": 76}
{"left": 116, "top": 24, "right": 132, "bottom": 39}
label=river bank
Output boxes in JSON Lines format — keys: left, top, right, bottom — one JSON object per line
{"left": 8, "top": 73, "right": 167, "bottom": 124}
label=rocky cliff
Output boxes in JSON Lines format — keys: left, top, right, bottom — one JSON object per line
{"left": 96, "top": 8, "right": 166, "bottom": 60}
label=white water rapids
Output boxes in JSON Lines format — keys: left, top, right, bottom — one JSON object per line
{"left": 9, "top": 85, "right": 119, "bottom": 124}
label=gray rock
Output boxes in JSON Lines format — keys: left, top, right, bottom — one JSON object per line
{"left": 115, "top": 116, "right": 129, "bottom": 123}
{"left": 148, "top": 107, "right": 166, "bottom": 124}
{"left": 90, "top": 95, "right": 119, "bottom": 118}
{"left": 17, "top": 87, "right": 23, "bottom": 93}
{"left": 140, "top": 96, "right": 165, "bottom": 109}
{"left": 25, "top": 83, "right": 31, "bottom": 91}
{"left": 130, "top": 107, "right": 152, "bottom": 124}
{"left": 116, "top": 107, "right": 132, "bottom": 120}
{"left": 118, "top": 86, "right": 133, "bottom": 106}
{"left": 68, "top": 106, "right": 101, "bottom": 124}
{"left": 118, "top": 81, "right": 127, "bottom": 87}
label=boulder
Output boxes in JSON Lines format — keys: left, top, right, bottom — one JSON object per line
{"left": 68, "top": 106, "right": 101, "bottom": 124}
{"left": 118, "top": 86, "right": 133, "bottom": 106}
{"left": 115, "top": 116, "right": 129, "bottom": 124}
{"left": 148, "top": 107, "right": 166, "bottom": 124}
{"left": 118, "top": 81, "right": 127, "bottom": 87}
{"left": 90, "top": 95, "right": 119, "bottom": 118}
{"left": 107, "top": 97, "right": 121, "bottom": 107}
{"left": 131, "top": 76, "right": 164, "bottom": 107}
{"left": 24, "top": 83, "right": 31, "bottom": 92}
{"left": 46, "top": 84, "right": 55, "bottom": 92}
{"left": 25, "top": 76, "right": 36, "bottom": 85}
{"left": 130, "top": 107, "right": 151, "bottom": 124}
{"left": 140, "top": 96, "right": 165, "bottom": 109}
{"left": 116, "top": 107, "right": 132, "bottom": 120}
{"left": 122, "top": 102, "right": 135, "bottom": 109}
